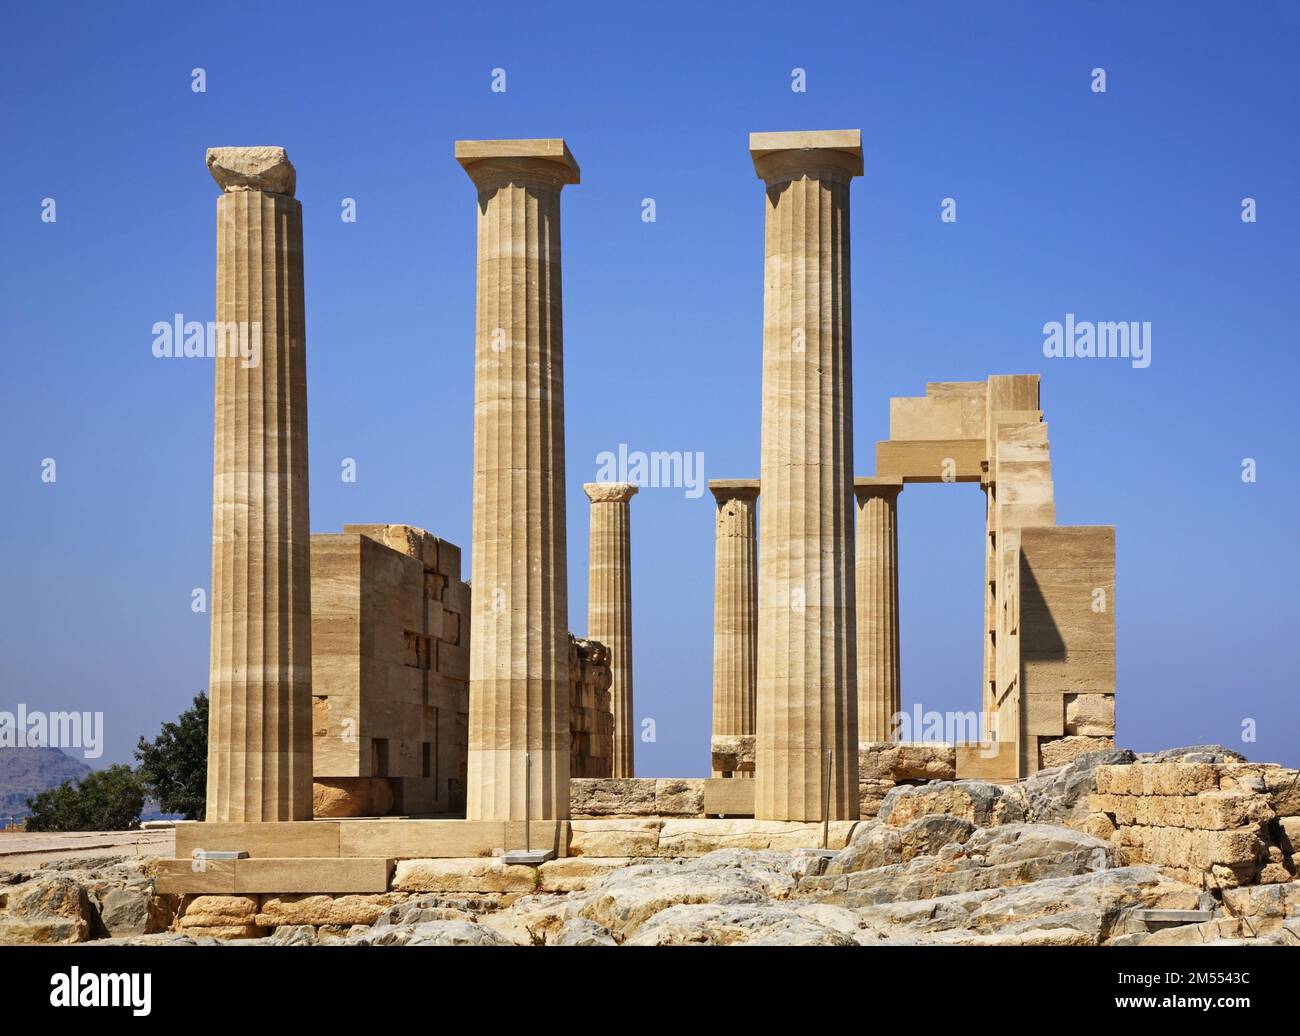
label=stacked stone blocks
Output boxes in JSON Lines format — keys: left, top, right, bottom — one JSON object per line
{"left": 1088, "top": 762, "right": 1299, "bottom": 890}
{"left": 309, "top": 524, "right": 470, "bottom": 817}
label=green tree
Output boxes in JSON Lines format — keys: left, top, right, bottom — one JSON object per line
{"left": 135, "top": 692, "right": 208, "bottom": 820}
{"left": 24, "top": 764, "right": 145, "bottom": 832}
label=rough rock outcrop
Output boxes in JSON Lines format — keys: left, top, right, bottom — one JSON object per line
{"left": 0, "top": 856, "right": 174, "bottom": 944}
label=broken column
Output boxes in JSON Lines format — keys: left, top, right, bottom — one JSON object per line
{"left": 854, "top": 477, "right": 903, "bottom": 742}
{"left": 457, "top": 139, "right": 580, "bottom": 821}
{"left": 709, "top": 480, "right": 759, "bottom": 777}
{"left": 205, "top": 146, "right": 313, "bottom": 822}
{"left": 583, "top": 482, "right": 637, "bottom": 778}
{"left": 751, "top": 131, "right": 862, "bottom": 820}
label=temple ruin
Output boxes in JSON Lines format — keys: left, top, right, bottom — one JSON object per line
{"left": 165, "top": 133, "right": 1121, "bottom": 904}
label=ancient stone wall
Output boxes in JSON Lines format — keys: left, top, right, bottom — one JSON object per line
{"left": 1020, "top": 526, "right": 1116, "bottom": 770}
{"left": 1087, "top": 761, "right": 1299, "bottom": 890}
{"left": 859, "top": 741, "right": 957, "bottom": 819}
{"left": 570, "top": 778, "right": 705, "bottom": 819}
{"left": 310, "top": 524, "right": 469, "bottom": 817}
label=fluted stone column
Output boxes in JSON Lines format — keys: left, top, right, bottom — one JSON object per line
{"left": 710, "top": 480, "right": 759, "bottom": 777}
{"left": 205, "top": 146, "right": 313, "bottom": 822}
{"left": 855, "top": 477, "right": 902, "bottom": 742}
{"left": 583, "top": 482, "right": 637, "bottom": 778}
{"left": 752, "top": 131, "right": 862, "bottom": 821}
{"left": 457, "top": 139, "right": 579, "bottom": 821}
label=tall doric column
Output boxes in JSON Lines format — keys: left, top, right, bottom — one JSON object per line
{"left": 709, "top": 480, "right": 759, "bottom": 778}
{"left": 854, "top": 477, "right": 902, "bottom": 742}
{"left": 752, "top": 131, "right": 862, "bottom": 821}
{"left": 205, "top": 146, "right": 313, "bottom": 822}
{"left": 457, "top": 139, "right": 579, "bottom": 821}
{"left": 583, "top": 482, "right": 637, "bottom": 778}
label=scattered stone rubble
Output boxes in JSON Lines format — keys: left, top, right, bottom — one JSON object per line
{"left": 3, "top": 746, "right": 1295, "bottom": 947}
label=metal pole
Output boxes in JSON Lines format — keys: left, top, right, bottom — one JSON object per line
{"left": 822, "top": 749, "right": 832, "bottom": 849}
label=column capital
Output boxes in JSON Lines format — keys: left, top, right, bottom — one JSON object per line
{"left": 584, "top": 481, "right": 638, "bottom": 504}
{"left": 709, "top": 478, "right": 760, "bottom": 502}
{"left": 854, "top": 475, "right": 904, "bottom": 501}
{"left": 206, "top": 146, "right": 296, "bottom": 196}
{"left": 750, "top": 129, "right": 863, "bottom": 185}
{"left": 456, "top": 138, "right": 581, "bottom": 191}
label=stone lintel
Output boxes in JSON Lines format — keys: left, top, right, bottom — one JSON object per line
{"left": 750, "top": 129, "right": 863, "bottom": 181}
{"left": 708, "top": 478, "right": 760, "bottom": 501}
{"left": 455, "top": 138, "right": 581, "bottom": 186}
{"left": 206, "top": 146, "right": 296, "bottom": 196}
{"left": 853, "top": 475, "right": 904, "bottom": 500}
{"left": 583, "top": 481, "right": 638, "bottom": 504}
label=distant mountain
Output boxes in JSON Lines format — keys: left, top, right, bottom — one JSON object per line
{"left": 0, "top": 746, "right": 93, "bottom": 822}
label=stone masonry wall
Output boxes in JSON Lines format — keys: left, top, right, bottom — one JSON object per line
{"left": 311, "top": 524, "right": 470, "bottom": 817}
{"left": 859, "top": 741, "right": 957, "bottom": 819}
{"left": 1087, "top": 761, "right": 1299, "bottom": 890}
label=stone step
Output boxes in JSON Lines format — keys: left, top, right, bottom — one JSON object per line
{"left": 157, "top": 856, "right": 393, "bottom": 895}
{"left": 1131, "top": 908, "right": 1216, "bottom": 930}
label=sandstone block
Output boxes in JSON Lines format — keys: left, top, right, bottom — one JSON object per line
{"left": 1203, "top": 828, "right": 1268, "bottom": 868}
{"left": 703, "top": 778, "right": 756, "bottom": 817}
{"left": 233, "top": 858, "right": 392, "bottom": 894}
{"left": 1195, "top": 792, "right": 1274, "bottom": 831}
{"left": 1040, "top": 735, "right": 1114, "bottom": 769}
{"left": 179, "top": 894, "right": 260, "bottom": 928}
{"left": 392, "top": 859, "right": 537, "bottom": 894}
{"left": 537, "top": 857, "right": 630, "bottom": 893}
{"left": 254, "top": 893, "right": 404, "bottom": 928}
{"left": 570, "top": 778, "right": 656, "bottom": 817}
{"left": 711, "top": 735, "right": 756, "bottom": 775}
{"left": 1094, "top": 765, "right": 1130, "bottom": 796}
{"left": 654, "top": 778, "right": 705, "bottom": 817}
{"left": 858, "top": 741, "right": 956, "bottom": 782}
{"left": 1146, "top": 763, "right": 1220, "bottom": 797}
{"left": 568, "top": 819, "right": 663, "bottom": 858}
{"left": 1064, "top": 693, "right": 1115, "bottom": 736}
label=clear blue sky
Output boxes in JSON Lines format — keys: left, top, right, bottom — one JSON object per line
{"left": 2, "top": 1, "right": 1297, "bottom": 775}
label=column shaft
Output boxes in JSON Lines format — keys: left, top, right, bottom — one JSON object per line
{"left": 205, "top": 147, "right": 313, "bottom": 823}
{"left": 855, "top": 482, "right": 901, "bottom": 741}
{"left": 584, "top": 482, "right": 636, "bottom": 777}
{"left": 710, "top": 482, "right": 758, "bottom": 775}
{"left": 752, "top": 132, "right": 862, "bottom": 821}
{"left": 459, "top": 141, "right": 579, "bottom": 821}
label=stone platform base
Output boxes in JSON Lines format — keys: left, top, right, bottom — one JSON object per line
{"left": 158, "top": 817, "right": 861, "bottom": 895}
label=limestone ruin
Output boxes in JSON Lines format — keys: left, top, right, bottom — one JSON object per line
{"left": 52, "top": 135, "right": 1287, "bottom": 948}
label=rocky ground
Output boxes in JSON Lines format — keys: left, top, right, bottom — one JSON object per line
{"left": 2, "top": 746, "right": 1298, "bottom": 947}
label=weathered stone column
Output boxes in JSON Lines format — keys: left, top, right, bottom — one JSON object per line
{"left": 583, "top": 482, "right": 637, "bottom": 778}
{"left": 457, "top": 139, "right": 579, "bottom": 821}
{"left": 752, "top": 131, "right": 862, "bottom": 821}
{"left": 854, "top": 477, "right": 902, "bottom": 742}
{"left": 205, "top": 147, "right": 313, "bottom": 822}
{"left": 709, "top": 480, "right": 759, "bottom": 777}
